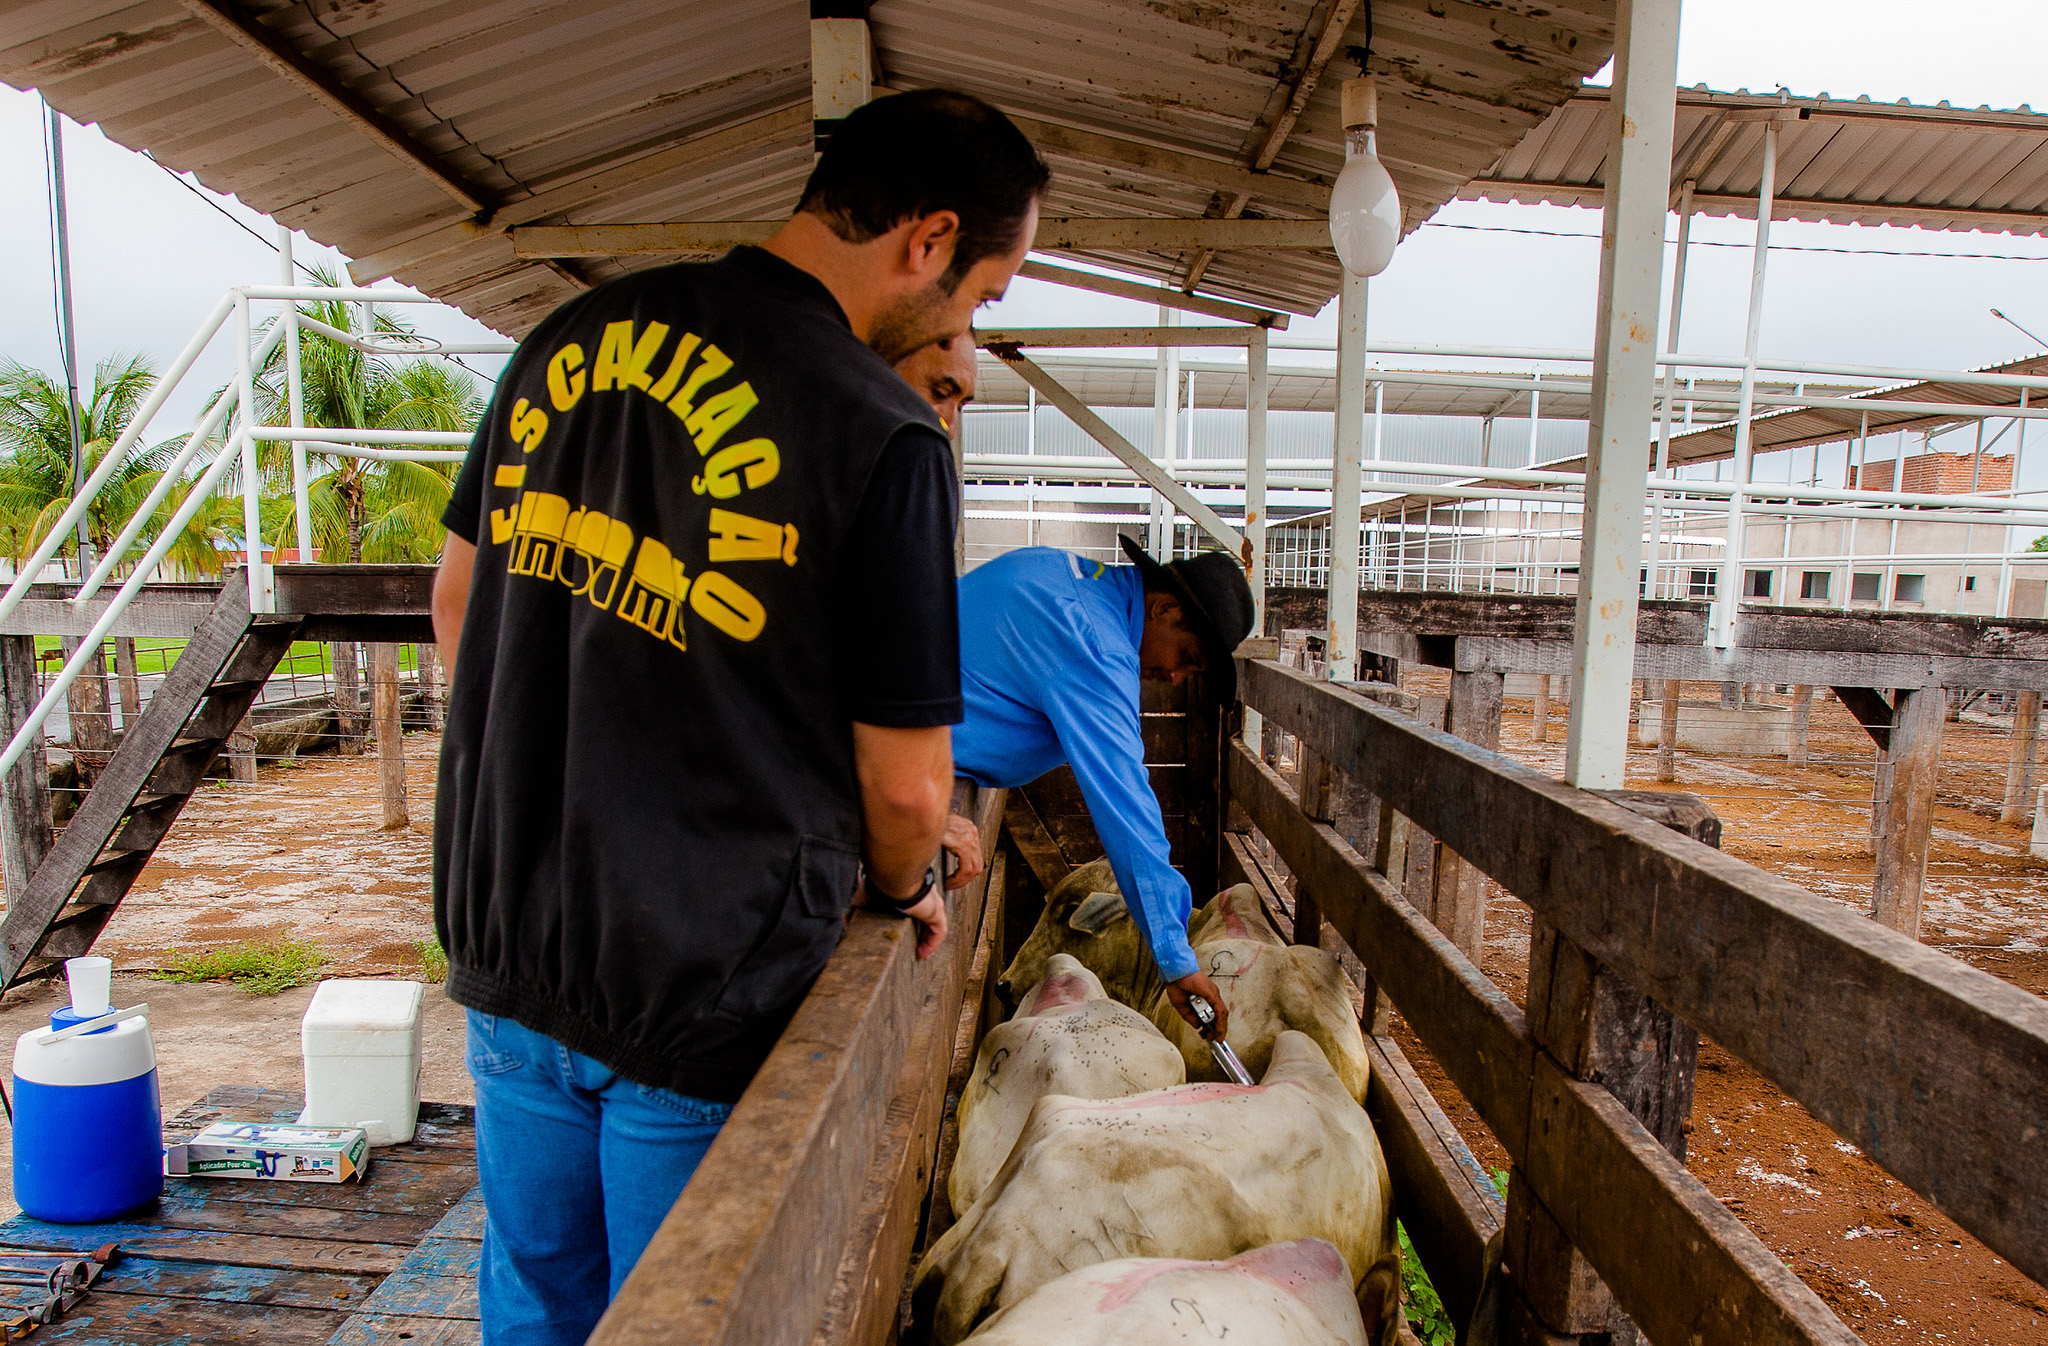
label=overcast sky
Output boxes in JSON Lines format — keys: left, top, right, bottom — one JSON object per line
{"left": 2, "top": 0, "right": 2045, "bottom": 452}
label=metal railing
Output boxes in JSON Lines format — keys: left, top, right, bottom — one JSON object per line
{"left": 0, "top": 264, "right": 509, "bottom": 778}
{"left": 961, "top": 341, "right": 2048, "bottom": 623}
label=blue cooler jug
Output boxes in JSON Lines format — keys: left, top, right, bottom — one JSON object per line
{"left": 11, "top": 958, "right": 163, "bottom": 1222}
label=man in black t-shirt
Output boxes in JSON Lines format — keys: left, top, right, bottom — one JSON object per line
{"left": 431, "top": 91, "right": 1047, "bottom": 1343}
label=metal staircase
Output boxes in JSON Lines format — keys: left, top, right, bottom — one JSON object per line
{"left": 0, "top": 583, "right": 301, "bottom": 990}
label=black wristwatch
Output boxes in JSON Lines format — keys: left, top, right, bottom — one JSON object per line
{"left": 863, "top": 865, "right": 937, "bottom": 918}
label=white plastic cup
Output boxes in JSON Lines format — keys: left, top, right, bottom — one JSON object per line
{"left": 66, "top": 956, "right": 113, "bottom": 1017}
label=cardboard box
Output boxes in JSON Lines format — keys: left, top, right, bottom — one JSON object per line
{"left": 164, "top": 1122, "right": 369, "bottom": 1183}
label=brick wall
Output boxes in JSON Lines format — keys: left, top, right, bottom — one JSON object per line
{"left": 1849, "top": 452, "right": 2010, "bottom": 494}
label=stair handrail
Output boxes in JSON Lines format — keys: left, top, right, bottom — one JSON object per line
{"left": 0, "top": 437, "right": 247, "bottom": 777}
{"left": 0, "top": 273, "right": 512, "bottom": 780}
{"left": 71, "top": 317, "right": 290, "bottom": 606}
{"left": 0, "top": 294, "right": 234, "bottom": 630}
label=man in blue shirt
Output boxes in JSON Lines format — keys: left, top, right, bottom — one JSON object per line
{"left": 953, "top": 535, "right": 1256, "bottom": 1038}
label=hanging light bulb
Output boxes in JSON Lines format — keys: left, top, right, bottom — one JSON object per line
{"left": 1329, "top": 76, "right": 1401, "bottom": 277}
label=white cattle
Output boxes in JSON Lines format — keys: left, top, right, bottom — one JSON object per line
{"left": 914, "top": 1031, "right": 1399, "bottom": 1346}
{"left": 997, "top": 859, "right": 1163, "bottom": 1013}
{"left": 962, "top": 1238, "right": 1371, "bottom": 1346}
{"left": 951, "top": 955, "right": 1186, "bottom": 1217}
{"left": 1154, "top": 884, "right": 1373, "bottom": 1102}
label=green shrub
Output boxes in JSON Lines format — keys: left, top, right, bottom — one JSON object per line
{"left": 151, "top": 937, "right": 326, "bottom": 995}
{"left": 1402, "top": 1170, "right": 1512, "bottom": 1343}
{"left": 1400, "top": 1222, "right": 1456, "bottom": 1345}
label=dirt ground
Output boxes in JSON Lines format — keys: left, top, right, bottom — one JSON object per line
{"left": 95, "top": 738, "right": 448, "bottom": 978}
{"left": 1385, "top": 680, "right": 2048, "bottom": 1344}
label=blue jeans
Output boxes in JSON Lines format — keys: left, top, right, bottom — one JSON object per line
{"left": 466, "top": 1010, "right": 732, "bottom": 1346}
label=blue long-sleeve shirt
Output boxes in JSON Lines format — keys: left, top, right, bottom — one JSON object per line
{"left": 952, "top": 548, "right": 1199, "bottom": 982}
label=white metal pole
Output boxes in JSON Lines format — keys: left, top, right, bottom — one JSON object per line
{"left": 1711, "top": 119, "right": 1780, "bottom": 649}
{"left": 1245, "top": 327, "right": 1269, "bottom": 744}
{"left": 282, "top": 225, "right": 311, "bottom": 564}
{"left": 1370, "top": 378, "right": 1385, "bottom": 484}
{"left": 2001, "top": 393, "right": 2027, "bottom": 617}
{"left": 1024, "top": 384, "right": 1037, "bottom": 546}
{"left": 234, "top": 294, "right": 272, "bottom": 612}
{"left": 1651, "top": 182, "right": 1694, "bottom": 599}
{"left": 1563, "top": 0, "right": 1681, "bottom": 789}
{"left": 1147, "top": 307, "right": 1181, "bottom": 554}
{"left": 1326, "top": 272, "right": 1368, "bottom": 681}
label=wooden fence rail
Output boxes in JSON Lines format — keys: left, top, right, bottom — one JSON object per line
{"left": 1234, "top": 656, "right": 2048, "bottom": 1340}
{"left": 593, "top": 786, "right": 1006, "bottom": 1346}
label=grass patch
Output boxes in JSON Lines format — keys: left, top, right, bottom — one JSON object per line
{"left": 151, "top": 937, "right": 326, "bottom": 995}
{"left": 414, "top": 938, "right": 448, "bottom": 983}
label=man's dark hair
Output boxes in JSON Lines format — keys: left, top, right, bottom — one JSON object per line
{"left": 798, "top": 89, "right": 1051, "bottom": 289}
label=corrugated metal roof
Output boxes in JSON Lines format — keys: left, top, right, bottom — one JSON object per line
{"left": 1463, "top": 86, "right": 2048, "bottom": 234}
{"left": 1, "top": 0, "right": 1617, "bottom": 336}
{"left": 1657, "top": 353, "right": 2048, "bottom": 463}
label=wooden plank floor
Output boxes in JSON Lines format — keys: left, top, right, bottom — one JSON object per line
{"left": 0, "top": 1085, "right": 480, "bottom": 1344}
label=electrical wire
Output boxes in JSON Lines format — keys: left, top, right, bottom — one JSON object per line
{"left": 1419, "top": 219, "right": 2048, "bottom": 262}
{"left": 138, "top": 150, "right": 499, "bottom": 385}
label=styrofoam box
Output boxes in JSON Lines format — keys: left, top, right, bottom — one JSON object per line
{"left": 299, "top": 980, "right": 424, "bottom": 1146}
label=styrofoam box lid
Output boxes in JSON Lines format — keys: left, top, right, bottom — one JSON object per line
{"left": 303, "top": 980, "right": 424, "bottom": 1056}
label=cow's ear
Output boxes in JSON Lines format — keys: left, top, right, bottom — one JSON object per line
{"left": 1068, "top": 890, "right": 1127, "bottom": 935}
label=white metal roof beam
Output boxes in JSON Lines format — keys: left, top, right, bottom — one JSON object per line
{"left": 512, "top": 218, "right": 1334, "bottom": 257}
{"left": 176, "top": 0, "right": 485, "bottom": 217}
{"left": 811, "top": 11, "right": 872, "bottom": 151}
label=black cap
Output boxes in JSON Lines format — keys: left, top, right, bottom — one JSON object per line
{"left": 1118, "top": 534, "right": 1257, "bottom": 703}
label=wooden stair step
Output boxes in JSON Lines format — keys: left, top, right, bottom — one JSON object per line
{"left": 82, "top": 849, "right": 151, "bottom": 878}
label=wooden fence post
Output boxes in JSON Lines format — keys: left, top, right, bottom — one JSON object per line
{"left": 58, "top": 637, "right": 114, "bottom": 786}
{"left": 113, "top": 636, "right": 141, "bottom": 728}
{"left": 1183, "top": 683, "right": 1224, "bottom": 905}
{"left": 1873, "top": 686, "right": 1942, "bottom": 937}
{"left": 1291, "top": 744, "right": 1331, "bottom": 948}
{"left": 1656, "top": 680, "right": 1680, "bottom": 782}
{"left": 0, "top": 637, "right": 51, "bottom": 905}
{"left": 332, "top": 639, "right": 366, "bottom": 753}
{"left": 371, "top": 643, "right": 408, "bottom": 830}
{"left": 420, "top": 643, "right": 446, "bottom": 732}
{"left": 227, "top": 721, "right": 258, "bottom": 783}
{"left": 1402, "top": 693, "right": 1449, "bottom": 923}
{"left": 2000, "top": 689, "right": 2041, "bottom": 825}
{"left": 1506, "top": 792, "right": 1717, "bottom": 1345}
{"left": 1441, "top": 668, "right": 1504, "bottom": 962}
{"left": 1789, "top": 684, "right": 1813, "bottom": 767}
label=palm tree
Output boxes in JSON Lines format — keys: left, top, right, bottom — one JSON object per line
{"left": 246, "top": 268, "right": 483, "bottom": 744}
{"left": 0, "top": 354, "right": 232, "bottom": 578}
